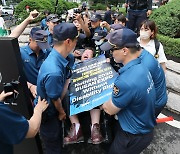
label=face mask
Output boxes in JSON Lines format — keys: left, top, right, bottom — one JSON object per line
{"left": 95, "top": 39, "right": 104, "bottom": 46}
{"left": 140, "top": 31, "right": 151, "bottom": 40}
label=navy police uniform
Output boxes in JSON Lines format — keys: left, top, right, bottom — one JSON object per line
{"left": 109, "top": 58, "right": 156, "bottom": 154}
{"left": 36, "top": 48, "right": 74, "bottom": 153}
{"left": 0, "top": 102, "right": 29, "bottom": 154}
{"left": 100, "top": 28, "right": 157, "bottom": 154}
{"left": 20, "top": 45, "right": 50, "bottom": 85}
{"left": 140, "top": 49, "right": 167, "bottom": 117}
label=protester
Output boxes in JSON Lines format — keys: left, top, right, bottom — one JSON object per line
{"left": 100, "top": 28, "right": 156, "bottom": 154}
{"left": 125, "top": 0, "right": 152, "bottom": 33}
{"left": 35, "top": 23, "right": 78, "bottom": 153}
{"left": 0, "top": 91, "right": 48, "bottom": 154}
{"left": 64, "top": 48, "right": 103, "bottom": 145}
{"left": 10, "top": 10, "right": 40, "bottom": 38}
{"left": 138, "top": 19, "right": 167, "bottom": 72}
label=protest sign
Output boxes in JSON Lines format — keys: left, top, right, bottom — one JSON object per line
{"left": 69, "top": 55, "right": 118, "bottom": 116}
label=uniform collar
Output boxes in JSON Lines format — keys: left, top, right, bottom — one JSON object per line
{"left": 51, "top": 48, "right": 69, "bottom": 67}
{"left": 118, "top": 58, "right": 141, "bottom": 74}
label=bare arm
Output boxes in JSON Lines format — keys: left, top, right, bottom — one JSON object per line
{"left": 75, "top": 13, "right": 91, "bottom": 37}
{"left": 160, "top": 62, "right": 166, "bottom": 73}
{"left": 9, "top": 10, "right": 40, "bottom": 38}
{"left": 102, "top": 99, "right": 121, "bottom": 115}
{"left": 26, "top": 97, "right": 48, "bottom": 138}
{"left": 27, "top": 82, "right": 37, "bottom": 98}
{"left": 52, "top": 98, "right": 66, "bottom": 120}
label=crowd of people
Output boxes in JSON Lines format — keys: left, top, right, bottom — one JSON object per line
{"left": 0, "top": 1, "right": 168, "bottom": 154}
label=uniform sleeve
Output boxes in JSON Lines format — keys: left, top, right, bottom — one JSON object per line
{"left": 67, "top": 53, "right": 75, "bottom": 68}
{"left": 112, "top": 80, "right": 134, "bottom": 109}
{"left": 157, "top": 43, "right": 167, "bottom": 63}
{"left": 44, "top": 73, "right": 64, "bottom": 100}
{"left": 0, "top": 103, "right": 29, "bottom": 144}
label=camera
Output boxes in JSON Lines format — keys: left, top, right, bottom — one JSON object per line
{"left": 73, "top": 8, "right": 83, "bottom": 14}
{"left": 3, "top": 80, "right": 19, "bottom": 104}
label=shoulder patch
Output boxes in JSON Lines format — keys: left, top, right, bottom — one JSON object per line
{"left": 113, "top": 84, "right": 119, "bottom": 95}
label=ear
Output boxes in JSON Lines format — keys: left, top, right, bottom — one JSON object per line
{"left": 122, "top": 47, "right": 128, "bottom": 55}
{"left": 64, "top": 38, "right": 71, "bottom": 46}
{"left": 151, "top": 30, "right": 155, "bottom": 38}
{"left": 29, "top": 37, "right": 32, "bottom": 42}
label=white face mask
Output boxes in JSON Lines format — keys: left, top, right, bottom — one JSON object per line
{"left": 140, "top": 31, "right": 151, "bottom": 40}
{"left": 95, "top": 39, "right": 104, "bottom": 46}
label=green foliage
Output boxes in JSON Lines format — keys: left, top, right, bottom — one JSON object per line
{"left": 150, "top": 0, "right": 180, "bottom": 38}
{"left": 90, "top": 3, "right": 106, "bottom": 10}
{"left": 14, "top": 0, "right": 54, "bottom": 23}
{"left": 158, "top": 34, "right": 180, "bottom": 58}
{"left": 14, "top": 0, "right": 78, "bottom": 23}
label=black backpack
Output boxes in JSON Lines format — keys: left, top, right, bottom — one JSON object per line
{"left": 154, "top": 39, "right": 160, "bottom": 59}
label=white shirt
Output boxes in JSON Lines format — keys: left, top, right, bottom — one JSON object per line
{"left": 0, "top": 17, "right": 5, "bottom": 29}
{"left": 137, "top": 37, "right": 167, "bottom": 63}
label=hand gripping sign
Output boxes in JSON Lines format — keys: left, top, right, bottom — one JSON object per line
{"left": 69, "top": 55, "right": 118, "bottom": 116}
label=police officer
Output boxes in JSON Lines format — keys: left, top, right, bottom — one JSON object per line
{"left": 46, "top": 14, "right": 60, "bottom": 48}
{"left": 41, "top": 10, "right": 50, "bottom": 30}
{"left": 20, "top": 27, "right": 50, "bottom": 98}
{"left": 36, "top": 23, "right": 78, "bottom": 154}
{"left": 126, "top": 0, "right": 152, "bottom": 33}
{"left": 0, "top": 91, "right": 48, "bottom": 154}
{"left": 100, "top": 28, "right": 156, "bottom": 154}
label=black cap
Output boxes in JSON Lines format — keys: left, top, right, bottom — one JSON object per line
{"left": 53, "top": 23, "right": 79, "bottom": 41}
{"left": 90, "top": 13, "right": 102, "bottom": 22}
{"left": 92, "top": 30, "right": 107, "bottom": 40}
{"left": 100, "top": 28, "right": 139, "bottom": 51}
{"left": 30, "top": 27, "right": 50, "bottom": 50}
{"left": 47, "top": 14, "right": 60, "bottom": 22}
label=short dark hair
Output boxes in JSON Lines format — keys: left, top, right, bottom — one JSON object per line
{"left": 117, "top": 15, "right": 126, "bottom": 24}
{"left": 126, "top": 45, "right": 141, "bottom": 54}
{"left": 84, "top": 47, "right": 95, "bottom": 57}
{"left": 140, "top": 20, "right": 158, "bottom": 39}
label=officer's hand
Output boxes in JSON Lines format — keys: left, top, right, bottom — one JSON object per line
{"left": 30, "top": 85, "right": 37, "bottom": 98}
{"left": 0, "top": 91, "right": 13, "bottom": 101}
{"left": 58, "top": 109, "right": 66, "bottom": 121}
{"left": 34, "top": 97, "right": 48, "bottom": 113}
